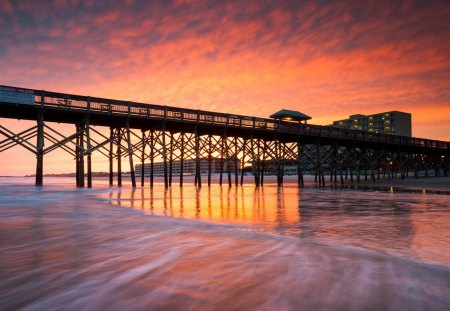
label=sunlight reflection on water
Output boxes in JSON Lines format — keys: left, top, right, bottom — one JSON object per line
{"left": 107, "top": 183, "right": 450, "bottom": 266}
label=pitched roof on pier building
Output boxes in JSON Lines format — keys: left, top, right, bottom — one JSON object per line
{"left": 270, "top": 109, "right": 311, "bottom": 123}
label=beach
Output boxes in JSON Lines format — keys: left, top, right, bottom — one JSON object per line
{"left": 0, "top": 177, "right": 449, "bottom": 310}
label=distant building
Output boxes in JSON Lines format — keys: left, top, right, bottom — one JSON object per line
{"left": 136, "top": 158, "right": 239, "bottom": 176}
{"left": 259, "top": 160, "right": 299, "bottom": 175}
{"left": 332, "top": 111, "right": 411, "bottom": 136}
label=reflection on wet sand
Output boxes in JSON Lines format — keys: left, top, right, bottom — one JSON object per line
{"left": 106, "top": 183, "right": 450, "bottom": 266}
{"left": 1, "top": 179, "right": 450, "bottom": 310}
{"left": 111, "top": 185, "right": 301, "bottom": 231}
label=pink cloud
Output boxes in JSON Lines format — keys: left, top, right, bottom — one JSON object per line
{"left": 1, "top": 0, "right": 449, "bottom": 174}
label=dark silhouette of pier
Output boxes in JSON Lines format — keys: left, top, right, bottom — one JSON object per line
{"left": 0, "top": 85, "right": 449, "bottom": 188}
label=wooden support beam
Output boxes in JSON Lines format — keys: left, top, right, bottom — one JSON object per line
{"left": 208, "top": 134, "right": 212, "bottom": 187}
{"left": 261, "top": 140, "right": 266, "bottom": 187}
{"left": 219, "top": 133, "right": 224, "bottom": 186}
{"left": 79, "top": 123, "right": 85, "bottom": 187}
{"left": 117, "top": 128, "right": 122, "bottom": 187}
{"left": 85, "top": 116, "right": 92, "bottom": 188}
{"left": 314, "top": 145, "right": 319, "bottom": 183}
{"left": 321, "top": 148, "right": 325, "bottom": 187}
{"left": 169, "top": 132, "right": 173, "bottom": 187}
{"left": 150, "top": 130, "right": 154, "bottom": 188}
{"left": 234, "top": 136, "right": 239, "bottom": 186}
{"left": 276, "top": 138, "right": 282, "bottom": 187}
{"left": 162, "top": 125, "right": 168, "bottom": 189}
{"left": 75, "top": 123, "right": 85, "bottom": 187}
{"left": 141, "top": 130, "right": 145, "bottom": 187}
{"left": 0, "top": 125, "right": 38, "bottom": 154}
{"left": 350, "top": 147, "right": 354, "bottom": 182}
{"left": 340, "top": 148, "right": 345, "bottom": 185}
{"left": 180, "top": 132, "right": 184, "bottom": 187}
{"left": 240, "top": 139, "right": 246, "bottom": 186}
{"left": 250, "top": 137, "right": 257, "bottom": 186}
{"left": 109, "top": 127, "right": 114, "bottom": 186}
{"left": 126, "top": 120, "right": 136, "bottom": 188}
{"left": 75, "top": 128, "right": 79, "bottom": 186}
{"left": 195, "top": 127, "right": 201, "bottom": 188}
{"left": 0, "top": 130, "right": 37, "bottom": 154}
{"left": 225, "top": 134, "right": 231, "bottom": 187}
{"left": 297, "top": 140, "right": 304, "bottom": 187}
{"left": 356, "top": 149, "right": 361, "bottom": 182}
{"left": 35, "top": 112, "right": 44, "bottom": 186}
{"left": 316, "top": 142, "right": 325, "bottom": 186}
{"left": 280, "top": 142, "right": 285, "bottom": 186}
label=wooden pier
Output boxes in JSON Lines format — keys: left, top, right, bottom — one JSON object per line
{"left": 1, "top": 85, "right": 449, "bottom": 188}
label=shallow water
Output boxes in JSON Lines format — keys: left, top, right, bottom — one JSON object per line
{"left": 0, "top": 177, "right": 449, "bottom": 310}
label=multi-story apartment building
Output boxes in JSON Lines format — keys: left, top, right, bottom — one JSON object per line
{"left": 136, "top": 158, "right": 239, "bottom": 176}
{"left": 332, "top": 111, "right": 411, "bottom": 136}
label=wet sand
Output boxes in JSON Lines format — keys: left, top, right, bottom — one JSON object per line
{"left": 294, "top": 175, "right": 450, "bottom": 192}
{"left": 167, "top": 174, "right": 450, "bottom": 192}
{"left": 19, "top": 173, "right": 450, "bottom": 193}
{"left": 1, "top": 179, "right": 450, "bottom": 310}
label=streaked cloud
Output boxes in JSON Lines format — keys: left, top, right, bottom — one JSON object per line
{"left": 0, "top": 0, "right": 449, "bottom": 174}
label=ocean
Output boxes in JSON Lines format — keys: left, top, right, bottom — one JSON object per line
{"left": 1, "top": 177, "right": 449, "bottom": 310}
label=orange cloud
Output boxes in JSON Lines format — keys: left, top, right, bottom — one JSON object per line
{"left": 0, "top": 0, "right": 449, "bottom": 175}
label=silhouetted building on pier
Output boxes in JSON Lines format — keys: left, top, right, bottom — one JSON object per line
{"left": 270, "top": 109, "right": 311, "bottom": 124}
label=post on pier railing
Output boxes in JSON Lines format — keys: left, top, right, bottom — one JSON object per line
{"left": 40, "top": 90, "right": 45, "bottom": 107}
{"left": 87, "top": 96, "right": 91, "bottom": 112}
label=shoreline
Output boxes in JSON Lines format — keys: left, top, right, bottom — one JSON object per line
{"left": 289, "top": 175, "right": 450, "bottom": 193}
{"left": 2, "top": 174, "right": 449, "bottom": 193}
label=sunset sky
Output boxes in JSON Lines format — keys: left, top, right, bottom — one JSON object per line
{"left": 1, "top": 0, "right": 450, "bottom": 175}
